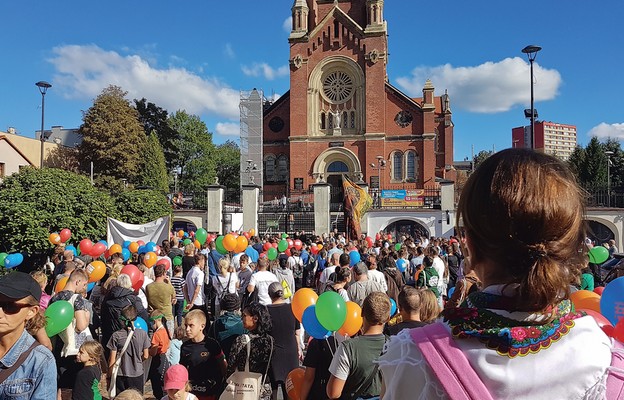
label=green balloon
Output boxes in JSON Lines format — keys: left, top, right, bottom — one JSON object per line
{"left": 173, "top": 256, "right": 183, "bottom": 266}
{"left": 282, "top": 233, "right": 288, "bottom": 239}
{"left": 589, "top": 246, "right": 609, "bottom": 264}
{"left": 196, "top": 228, "right": 208, "bottom": 245}
{"left": 216, "top": 236, "right": 228, "bottom": 255}
{"left": 278, "top": 239, "right": 288, "bottom": 252}
{"left": 0, "top": 252, "right": 7, "bottom": 267}
{"left": 394, "top": 243, "right": 401, "bottom": 251}
{"left": 267, "top": 247, "right": 278, "bottom": 261}
{"left": 315, "top": 291, "right": 347, "bottom": 331}
{"left": 183, "top": 238, "right": 192, "bottom": 246}
{"left": 45, "top": 300, "right": 74, "bottom": 337}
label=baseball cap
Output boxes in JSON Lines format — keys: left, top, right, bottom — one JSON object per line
{"left": 163, "top": 364, "right": 189, "bottom": 390}
{"left": 0, "top": 272, "right": 42, "bottom": 302}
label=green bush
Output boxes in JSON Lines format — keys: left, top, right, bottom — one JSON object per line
{"left": 115, "top": 189, "right": 171, "bottom": 224}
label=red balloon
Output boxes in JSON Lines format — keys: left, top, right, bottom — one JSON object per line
{"left": 59, "top": 228, "right": 72, "bottom": 243}
{"left": 260, "top": 252, "right": 267, "bottom": 259}
{"left": 90, "top": 242, "right": 106, "bottom": 257}
{"left": 137, "top": 240, "right": 145, "bottom": 246}
{"left": 263, "top": 242, "right": 272, "bottom": 251}
{"left": 272, "top": 242, "right": 278, "bottom": 249}
{"left": 594, "top": 286, "right": 605, "bottom": 295}
{"left": 366, "top": 236, "right": 374, "bottom": 247}
{"left": 287, "top": 239, "right": 294, "bottom": 249}
{"left": 285, "top": 248, "right": 292, "bottom": 257}
{"left": 310, "top": 245, "right": 319, "bottom": 255}
{"left": 603, "top": 325, "right": 615, "bottom": 338}
{"left": 294, "top": 239, "right": 303, "bottom": 251}
{"left": 579, "top": 309, "right": 612, "bottom": 328}
{"left": 614, "top": 319, "right": 624, "bottom": 342}
{"left": 243, "top": 232, "right": 251, "bottom": 240}
{"left": 375, "top": 233, "right": 381, "bottom": 241}
{"left": 79, "top": 239, "right": 93, "bottom": 255}
{"left": 121, "top": 264, "right": 144, "bottom": 292}
{"left": 156, "top": 257, "right": 171, "bottom": 271}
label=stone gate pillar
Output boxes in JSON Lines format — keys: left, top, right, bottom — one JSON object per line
{"left": 206, "top": 185, "right": 224, "bottom": 233}
{"left": 313, "top": 183, "right": 331, "bottom": 235}
{"left": 242, "top": 185, "right": 260, "bottom": 234}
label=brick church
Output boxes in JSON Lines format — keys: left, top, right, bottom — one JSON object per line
{"left": 262, "top": 0, "right": 454, "bottom": 199}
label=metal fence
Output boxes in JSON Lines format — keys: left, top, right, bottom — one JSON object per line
{"left": 257, "top": 211, "right": 315, "bottom": 236}
{"left": 585, "top": 186, "right": 624, "bottom": 208}
{"left": 259, "top": 188, "right": 314, "bottom": 212}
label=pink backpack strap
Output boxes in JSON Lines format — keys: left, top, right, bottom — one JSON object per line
{"left": 607, "top": 340, "right": 624, "bottom": 399}
{"left": 411, "top": 322, "right": 494, "bottom": 400}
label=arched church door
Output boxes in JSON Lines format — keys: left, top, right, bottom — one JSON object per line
{"left": 327, "top": 161, "right": 349, "bottom": 208}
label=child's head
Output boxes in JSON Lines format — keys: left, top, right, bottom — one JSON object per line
{"left": 173, "top": 265, "right": 182, "bottom": 276}
{"left": 121, "top": 304, "right": 138, "bottom": 328}
{"left": 418, "top": 288, "right": 441, "bottom": 323}
{"left": 361, "top": 292, "right": 391, "bottom": 326}
{"left": 30, "top": 270, "right": 47, "bottom": 290}
{"left": 164, "top": 364, "right": 192, "bottom": 398}
{"left": 77, "top": 340, "right": 103, "bottom": 366}
{"left": 173, "top": 324, "right": 186, "bottom": 340}
{"left": 150, "top": 309, "right": 164, "bottom": 328}
{"left": 114, "top": 389, "right": 143, "bottom": 400}
{"left": 184, "top": 309, "right": 206, "bottom": 340}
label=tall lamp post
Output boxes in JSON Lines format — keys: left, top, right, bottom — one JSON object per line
{"left": 606, "top": 150, "right": 614, "bottom": 207}
{"left": 36, "top": 81, "right": 52, "bottom": 168}
{"left": 521, "top": 45, "right": 541, "bottom": 149}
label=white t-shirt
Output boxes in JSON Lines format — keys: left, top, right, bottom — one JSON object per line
{"left": 161, "top": 393, "right": 198, "bottom": 400}
{"left": 249, "top": 270, "right": 279, "bottom": 305}
{"left": 185, "top": 266, "right": 205, "bottom": 306}
{"left": 212, "top": 272, "right": 239, "bottom": 298}
{"left": 320, "top": 265, "right": 337, "bottom": 284}
{"left": 138, "top": 276, "right": 153, "bottom": 310}
{"left": 368, "top": 269, "right": 388, "bottom": 293}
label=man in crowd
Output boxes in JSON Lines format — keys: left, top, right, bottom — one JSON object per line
{"left": 185, "top": 254, "right": 206, "bottom": 314}
{"left": 146, "top": 263, "right": 176, "bottom": 337}
{"left": 386, "top": 286, "right": 427, "bottom": 335}
{"left": 347, "top": 263, "right": 383, "bottom": 307}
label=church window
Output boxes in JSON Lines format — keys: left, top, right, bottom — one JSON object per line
{"left": 276, "top": 155, "right": 288, "bottom": 182}
{"left": 328, "top": 113, "right": 334, "bottom": 129}
{"left": 406, "top": 151, "right": 417, "bottom": 181}
{"left": 264, "top": 155, "right": 276, "bottom": 182}
{"left": 392, "top": 151, "right": 403, "bottom": 181}
{"left": 323, "top": 71, "right": 354, "bottom": 104}
{"left": 328, "top": 161, "right": 349, "bottom": 173}
{"left": 320, "top": 112, "right": 326, "bottom": 130}
{"left": 350, "top": 111, "right": 355, "bottom": 128}
{"left": 342, "top": 111, "right": 348, "bottom": 128}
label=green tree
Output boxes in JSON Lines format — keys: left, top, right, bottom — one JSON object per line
{"left": 215, "top": 140, "right": 240, "bottom": 190}
{"left": 138, "top": 132, "right": 169, "bottom": 193}
{"left": 134, "top": 98, "right": 180, "bottom": 172}
{"left": 78, "top": 85, "right": 147, "bottom": 185}
{"left": 168, "top": 111, "right": 216, "bottom": 194}
{"left": 582, "top": 137, "right": 608, "bottom": 188}
{"left": 473, "top": 150, "right": 493, "bottom": 170}
{"left": 567, "top": 145, "right": 586, "bottom": 179}
{"left": 605, "top": 138, "right": 624, "bottom": 188}
{"left": 0, "top": 168, "right": 116, "bottom": 254}
{"left": 115, "top": 189, "right": 171, "bottom": 224}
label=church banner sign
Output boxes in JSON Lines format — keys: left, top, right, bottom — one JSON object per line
{"left": 381, "top": 189, "right": 425, "bottom": 207}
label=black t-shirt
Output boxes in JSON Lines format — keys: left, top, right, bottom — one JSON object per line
{"left": 385, "top": 320, "right": 428, "bottom": 336}
{"left": 72, "top": 365, "right": 101, "bottom": 400}
{"left": 182, "top": 255, "right": 196, "bottom": 277}
{"left": 303, "top": 337, "right": 337, "bottom": 400}
{"left": 180, "top": 337, "right": 225, "bottom": 395}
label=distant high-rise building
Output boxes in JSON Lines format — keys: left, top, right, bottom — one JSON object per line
{"left": 512, "top": 121, "right": 577, "bottom": 160}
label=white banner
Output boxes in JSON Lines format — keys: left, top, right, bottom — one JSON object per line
{"left": 107, "top": 216, "right": 170, "bottom": 246}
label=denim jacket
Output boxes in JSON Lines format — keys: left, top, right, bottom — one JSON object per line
{"left": 0, "top": 330, "right": 57, "bottom": 399}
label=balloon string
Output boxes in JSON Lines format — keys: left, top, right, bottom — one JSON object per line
{"left": 326, "top": 335, "right": 335, "bottom": 357}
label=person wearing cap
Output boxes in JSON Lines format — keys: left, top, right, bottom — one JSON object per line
{"left": 0, "top": 271, "right": 57, "bottom": 399}
{"left": 163, "top": 364, "right": 198, "bottom": 400}
{"left": 207, "top": 293, "right": 245, "bottom": 359}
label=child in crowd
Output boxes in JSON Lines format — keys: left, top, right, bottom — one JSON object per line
{"left": 162, "top": 364, "right": 199, "bottom": 400}
{"left": 107, "top": 304, "right": 150, "bottom": 395}
{"left": 170, "top": 265, "right": 186, "bottom": 327}
{"left": 148, "top": 310, "right": 171, "bottom": 399}
{"left": 30, "top": 270, "right": 51, "bottom": 310}
{"left": 73, "top": 340, "right": 104, "bottom": 400}
{"left": 167, "top": 324, "right": 186, "bottom": 365}
{"left": 180, "top": 309, "right": 227, "bottom": 400}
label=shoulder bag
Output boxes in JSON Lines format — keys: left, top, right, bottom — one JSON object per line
{"left": 58, "top": 293, "right": 93, "bottom": 357}
{"left": 219, "top": 334, "right": 274, "bottom": 400}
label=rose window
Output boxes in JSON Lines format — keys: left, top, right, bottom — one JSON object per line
{"left": 323, "top": 71, "right": 354, "bottom": 103}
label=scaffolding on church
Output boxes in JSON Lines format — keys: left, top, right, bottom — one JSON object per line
{"left": 239, "top": 89, "right": 264, "bottom": 188}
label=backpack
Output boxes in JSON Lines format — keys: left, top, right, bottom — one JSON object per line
{"left": 416, "top": 264, "right": 440, "bottom": 297}
{"left": 303, "top": 255, "right": 318, "bottom": 289}
{"left": 383, "top": 269, "right": 402, "bottom": 305}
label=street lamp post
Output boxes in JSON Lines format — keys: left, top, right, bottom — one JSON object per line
{"left": 606, "top": 150, "right": 614, "bottom": 207}
{"left": 36, "top": 81, "right": 52, "bottom": 168}
{"left": 522, "top": 45, "right": 541, "bottom": 149}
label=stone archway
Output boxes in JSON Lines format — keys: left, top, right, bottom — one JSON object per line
{"left": 382, "top": 218, "right": 430, "bottom": 239}
{"left": 312, "top": 147, "right": 363, "bottom": 183}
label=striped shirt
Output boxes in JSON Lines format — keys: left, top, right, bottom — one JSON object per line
{"left": 170, "top": 276, "right": 185, "bottom": 300}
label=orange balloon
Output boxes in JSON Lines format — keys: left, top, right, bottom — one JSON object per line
{"left": 49, "top": 233, "right": 61, "bottom": 245}
{"left": 177, "top": 230, "right": 185, "bottom": 238}
{"left": 317, "top": 244, "right": 323, "bottom": 251}
{"left": 128, "top": 242, "right": 139, "bottom": 254}
{"left": 87, "top": 260, "right": 106, "bottom": 283}
{"left": 235, "top": 236, "right": 248, "bottom": 253}
{"left": 55, "top": 276, "right": 68, "bottom": 293}
{"left": 338, "top": 301, "right": 363, "bottom": 337}
{"left": 109, "top": 244, "right": 122, "bottom": 255}
{"left": 249, "top": 228, "right": 256, "bottom": 236}
{"left": 573, "top": 296, "right": 601, "bottom": 313}
{"left": 144, "top": 251, "right": 158, "bottom": 268}
{"left": 223, "top": 234, "right": 237, "bottom": 252}
{"left": 194, "top": 239, "right": 201, "bottom": 249}
{"left": 285, "top": 367, "right": 305, "bottom": 400}
{"left": 291, "top": 288, "right": 318, "bottom": 323}
{"left": 570, "top": 290, "right": 600, "bottom": 310}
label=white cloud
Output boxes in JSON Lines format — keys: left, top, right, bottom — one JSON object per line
{"left": 48, "top": 44, "right": 240, "bottom": 119}
{"left": 283, "top": 16, "right": 292, "bottom": 32}
{"left": 224, "top": 43, "right": 235, "bottom": 59}
{"left": 588, "top": 123, "right": 624, "bottom": 139}
{"left": 395, "top": 57, "right": 562, "bottom": 113}
{"left": 215, "top": 122, "right": 240, "bottom": 136}
{"left": 241, "top": 63, "right": 289, "bottom": 80}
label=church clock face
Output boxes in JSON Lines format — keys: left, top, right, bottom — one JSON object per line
{"left": 395, "top": 110, "right": 413, "bottom": 128}
{"left": 269, "top": 116, "right": 284, "bottom": 133}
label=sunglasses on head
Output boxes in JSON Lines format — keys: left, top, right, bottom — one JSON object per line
{"left": 0, "top": 301, "right": 33, "bottom": 315}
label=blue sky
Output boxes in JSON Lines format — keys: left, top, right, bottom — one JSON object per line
{"left": 1, "top": 1, "right": 623, "bottom": 161}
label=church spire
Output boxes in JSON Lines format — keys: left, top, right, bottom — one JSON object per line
{"left": 290, "top": 0, "right": 309, "bottom": 39}
{"left": 365, "top": 0, "right": 386, "bottom": 33}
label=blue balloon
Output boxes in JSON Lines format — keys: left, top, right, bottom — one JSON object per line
{"left": 396, "top": 258, "right": 407, "bottom": 273}
{"left": 65, "top": 245, "right": 78, "bottom": 257}
{"left": 138, "top": 245, "right": 146, "bottom": 254}
{"left": 122, "top": 240, "right": 131, "bottom": 249}
{"left": 302, "top": 305, "right": 331, "bottom": 339}
{"left": 145, "top": 242, "right": 157, "bottom": 253}
{"left": 600, "top": 276, "right": 624, "bottom": 325}
{"left": 349, "top": 250, "right": 361, "bottom": 266}
{"left": 87, "top": 282, "right": 95, "bottom": 293}
{"left": 98, "top": 240, "right": 108, "bottom": 248}
{"left": 4, "top": 253, "right": 24, "bottom": 269}
{"left": 390, "top": 298, "right": 397, "bottom": 316}
{"left": 121, "top": 248, "right": 131, "bottom": 262}
{"left": 448, "top": 287, "right": 456, "bottom": 299}
{"left": 184, "top": 232, "right": 189, "bottom": 238}
{"left": 134, "top": 317, "right": 148, "bottom": 331}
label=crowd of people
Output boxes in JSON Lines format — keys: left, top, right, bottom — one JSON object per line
{"left": 1, "top": 148, "right": 624, "bottom": 399}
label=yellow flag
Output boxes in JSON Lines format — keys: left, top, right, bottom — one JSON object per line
{"left": 342, "top": 175, "right": 373, "bottom": 223}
